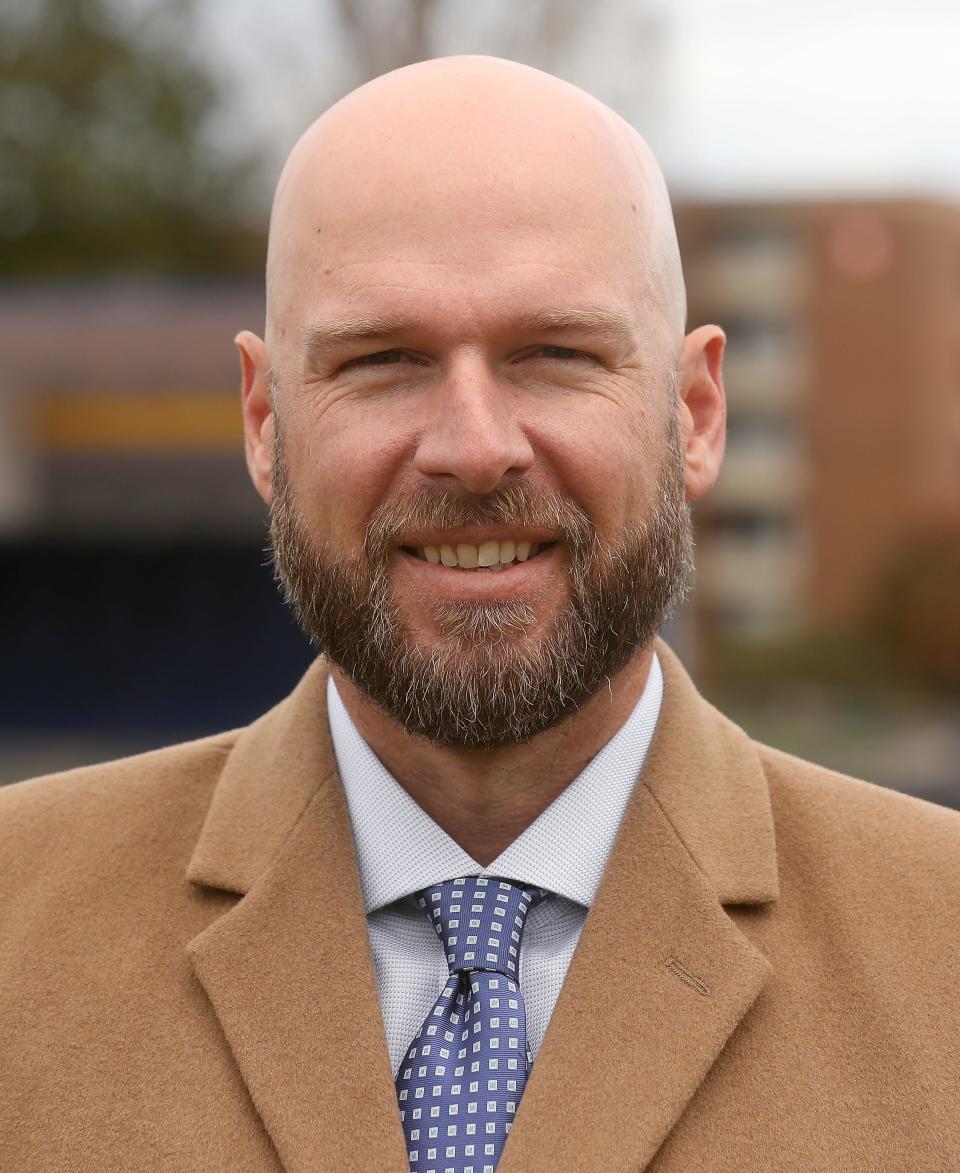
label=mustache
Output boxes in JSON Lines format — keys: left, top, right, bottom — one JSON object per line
{"left": 362, "top": 482, "right": 595, "bottom": 562}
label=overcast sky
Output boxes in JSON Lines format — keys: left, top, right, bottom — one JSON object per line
{"left": 656, "top": 0, "right": 960, "bottom": 198}
{"left": 202, "top": 0, "right": 960, "bottom": 205}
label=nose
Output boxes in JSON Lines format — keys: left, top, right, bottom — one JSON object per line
{"left": 413, "top": 356, "right": 535, "bottom": 494}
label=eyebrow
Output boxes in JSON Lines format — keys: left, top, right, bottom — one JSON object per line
{"left": 517, "top": 307, "right": 637, "bottom": 343}
{"left": 302, "top": 315, "right": 421, "bottom": 359}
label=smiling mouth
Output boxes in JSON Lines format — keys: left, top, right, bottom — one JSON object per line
{"left": 400, "top": 540, "right": 557, "bottom": 571}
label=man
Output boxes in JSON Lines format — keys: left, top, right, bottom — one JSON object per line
{"left": 1, "top": 56, "right": 958, "bottom": 1173}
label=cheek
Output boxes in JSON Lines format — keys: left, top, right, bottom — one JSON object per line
{"left": 285, "top": 402, "right": 413, "bottom": 543}
{"left": 534, "top": 404, "right": 650, "bottom": 533}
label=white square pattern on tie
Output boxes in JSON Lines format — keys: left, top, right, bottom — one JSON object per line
{"left": 395, "top": 877, "right": 545, "bottom": 1173}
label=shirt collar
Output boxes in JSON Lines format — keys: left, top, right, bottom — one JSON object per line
{"left": 328, "top": 653, "right": 663, "bottom": 914}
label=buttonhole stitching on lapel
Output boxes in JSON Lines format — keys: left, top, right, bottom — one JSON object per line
{"left": 665, "top": 957, "right": 711, "bottom": 998}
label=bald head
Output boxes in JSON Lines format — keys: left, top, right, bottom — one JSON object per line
{"left": 265, "top": 56, "right": 686, "bottom": 354}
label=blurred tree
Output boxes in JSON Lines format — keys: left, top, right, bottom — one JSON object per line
{"left": 0, "top": 0, "right": 261, "bottom": 277}
{"left": 330, "top": 0, "right": 590, "bottom": 81}
{"left": 868, "top": 525, "right": 960, "bottom": 695}
{"left": 0, "top": 0, "right": 666, "bottom": 275}
{"left": 221, "top": 0, "right": 667, "bottom": 199}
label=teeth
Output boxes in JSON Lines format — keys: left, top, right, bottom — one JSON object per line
{"left": 477, "top": 540, "right": 499, "bottom": 567}
{"left": 417, "top": 539, "right": 543, "bottom": 569}
{"left": 456, "top": 543, "right": 479, "bottom": 568}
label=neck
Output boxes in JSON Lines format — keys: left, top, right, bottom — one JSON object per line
{"left": 331, "top": 644, "right": 655, "bottom": 866}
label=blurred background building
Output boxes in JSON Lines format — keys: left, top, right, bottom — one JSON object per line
{"left": 2, "top": 0, "right": 958, "bottom": 805}
{"left": 679, "top": 199, "right": 960, "bottom": 641}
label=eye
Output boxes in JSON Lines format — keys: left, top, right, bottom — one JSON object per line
{"left": 529, "top": 345, "right": 592, "bottom": 361}
{"left": 346, "top": 349, "right": 413, "bottom": 367}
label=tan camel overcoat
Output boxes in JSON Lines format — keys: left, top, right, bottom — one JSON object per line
{"left": 2, "top": 640, "right": 959, "bottom": 1171}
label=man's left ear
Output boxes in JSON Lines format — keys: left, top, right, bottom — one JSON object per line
{"left": 676, "top": 324, "right": 726, "bottom": 503}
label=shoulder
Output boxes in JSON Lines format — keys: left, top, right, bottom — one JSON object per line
{"left": 0, "top": 731, "right": 241, "bottom": 885}
{"left": 757, "top": 739, "right": 960, "bottom": 901}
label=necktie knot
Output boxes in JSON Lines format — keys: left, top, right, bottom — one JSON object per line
{"left": 418, "top": 876, "right": 546, "bottom": 980}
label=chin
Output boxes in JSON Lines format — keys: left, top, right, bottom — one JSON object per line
{"left": 409, "top": 601, "right": 555, "bottom": 650}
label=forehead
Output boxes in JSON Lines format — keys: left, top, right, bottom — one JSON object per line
{"left": 274, "top": 196, "right": 653, "bottom": 348}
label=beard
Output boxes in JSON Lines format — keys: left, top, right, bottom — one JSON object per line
{"left": 268, "top": 411, "right": 694, "bottom": 749}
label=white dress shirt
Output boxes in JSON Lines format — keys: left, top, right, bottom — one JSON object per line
{"left": 327, "top": 653, "right": 663, "bottom": 1075}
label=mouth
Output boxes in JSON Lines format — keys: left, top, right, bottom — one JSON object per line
{"left": 399, "top": 538, "right": 558, "bottom": 572}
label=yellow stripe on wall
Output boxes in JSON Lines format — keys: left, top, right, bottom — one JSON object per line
{"left": 28, "top": 392, "right": 242, "bottom": 453}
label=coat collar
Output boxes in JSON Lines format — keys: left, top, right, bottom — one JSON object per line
{"left": 185, "top": 656, "right": 337, "bottom": 896}
{"left": 185, "top": 638, "right": 778, "bottom": 1172}
{"left": 639, "top": 640, "right": 779, "bottom": 906}
{"left": 186, "top": 641, "right": 777, "bottom": 907}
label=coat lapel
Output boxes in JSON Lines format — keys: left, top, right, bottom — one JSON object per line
{"left": 183, "top": 640, "right": 778, "bottom": 1172}
{"left": 184, "top": 661, "right": 410, "bottom": 1173}
{"left": 498, "top": 641, "right": 778, "bottom": 1172}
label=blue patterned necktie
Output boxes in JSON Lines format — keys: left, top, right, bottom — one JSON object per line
{"left": 395, "top": 877, "right": 547, "bottom": 1173}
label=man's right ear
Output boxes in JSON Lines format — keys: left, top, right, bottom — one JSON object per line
{"left": 235, "top": 331, "right": 274, "bottom": 507}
